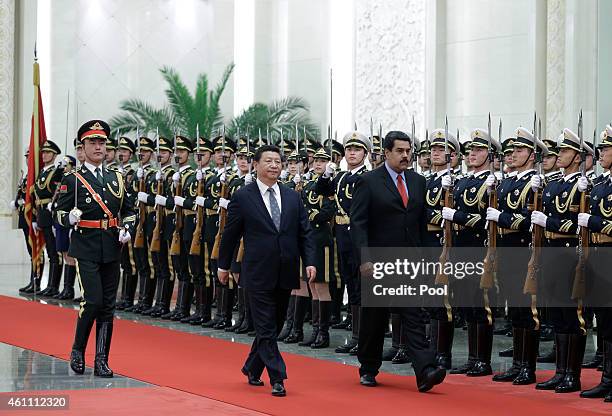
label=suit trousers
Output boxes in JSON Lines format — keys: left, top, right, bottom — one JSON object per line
{"left": 244, "top": 286, "right": 291, "bottom": 384}
{"left": 358, "top": 306, "right": 436, "bottom": 377}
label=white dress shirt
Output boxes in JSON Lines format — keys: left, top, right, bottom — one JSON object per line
{"left": 256, "top": 178, "right": 282, "bottom": 216}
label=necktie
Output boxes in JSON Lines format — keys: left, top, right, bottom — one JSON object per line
{"left": 95, "top": 168, "right": 103, "bottom": 184}
{"left": 267, "top": 188, "right": 281, "bottom": 231}
{"left": 397, "top": 174, "right": 408, "bottom": 208}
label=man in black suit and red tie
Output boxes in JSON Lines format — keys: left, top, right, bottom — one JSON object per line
{"left": 218, "top": 145, "right": 316, "bottom": 397}
{"left": 350, "top": 131, "right": 446, "bottom": 391}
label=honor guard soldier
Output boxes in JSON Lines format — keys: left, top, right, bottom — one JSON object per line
{"left": 221, "top": 143, "right": 255, "bottom": 332}
{"left": 487, "top": 127, "right": 548, "bottom": 385}
{"left": 326, "top": 139, "right": 345, "bottom": 167}
{"left": 52, "top": 155, "right": 79, "bottom": 301}
{"left": 305, "top": 137, "right": 322, "bottom": 168}
{"left": 418, "top": 138, "right": 432, "bottom": 177}
{"left": 15, "top": 148, "right": 43, "bottom": 294}
{"left": 442, "top": 128, "right": 501, "bottom": 377}
{"left": 579, "top": 125, "right": 612, "bottom": 402}
{"left": 34, "top": 140, "right": 64, "bottom": 298}
{"left": 56, "top": 119, "right": 136, "bottom": 377}
{"left": 115, "top": 136, "right": 138, "bottom": 311}
{"left": 370, "top": 135, "right": 385, "bottom": 169}
{"left": 159, "top": 135, "right": 196, "bottom": 322}
{"left": 105, "top": 137, "right": 118, "bottom": 170}
{"left": 128, "top": 136, "right": 157, "bottom": 314}
{"left": 543, "top": 137, "right": 563, "bottom": 182}
{"left": 425, "top": 128, "right": 460, "bottom": 369}
{"left": 531, "top": 127, "right": 593, "bottom": 393}
{"left": 316, "top": 131, "right": 371, "bottom": 355}
{"left": 203, "top": 135, "right": 237, "bottom": 328}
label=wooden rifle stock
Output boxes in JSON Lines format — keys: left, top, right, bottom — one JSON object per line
{"left": 480, "top": 189, "right": 498, "bottom": 289}
{"left": 189, "top": 178, "right": 205, "bottom": 255}
{"left": 523, "top": 188, "right": 542, "bottom": 295}
{"left": 435, "top": 189, "right": 453, "bottom": 285}
{"left": 134, "top": 176, "right": 146, "bottom": 248}
{"left": 211, "top": 181, "right": 228, "bottom": 260}
{"left": 236, "top": 238, "right": 244, "bottom": 262}
{"left": 170, "top": 178, "right": 183, "bottom": 256}
{"left": 571, "top": 191, "right": 589, "bottom": 300}
{"left": 150, "top": 177, "right": 164, "bottom": 252}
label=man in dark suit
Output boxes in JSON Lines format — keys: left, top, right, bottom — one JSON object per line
{"left": 350, "top": 131, "right": 446, "bottom": 391}
{"left": 218, "top": 144, "right": 316, "bottom": 397}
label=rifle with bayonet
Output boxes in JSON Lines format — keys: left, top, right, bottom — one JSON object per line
{"left": 151, "top": 127, "right": 163, "bottom": 253}
{"left": 170, "top": 130, "right": 183, "bottom": 256}
{"left": 524, "top": 114, "right": 543, "bottom": 295}
{"left": 212, "top": 127, "right": 230, "bottom": 260}
{"left": 190, "top": 124, "right": 206, "bottom": 256}
{"left": 435, "top": 117, "right": 454, "bottom": 286}
{"left": 134, "top": 126, "right": 146, "bottom": 248}
{"left": 411, "top": 115, "right": 417, "bottom": 170}
{"left": 481, "top": 114, "right": 499, "bottom": 290}
{"left": 295, "top": 122, "right": 303, "bottom": 192}
{"left": 572, "top": 111, "right": 590, "bottom": 300}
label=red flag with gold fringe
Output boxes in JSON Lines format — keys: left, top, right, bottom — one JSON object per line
{"left": 24, "top": 56, "right": 47, "bottom": 275}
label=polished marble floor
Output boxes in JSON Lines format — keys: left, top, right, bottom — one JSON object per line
{"left": 1, "top": 263, "right": 598, "bottom": 394}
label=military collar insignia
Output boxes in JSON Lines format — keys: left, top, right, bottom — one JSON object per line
{"left": 514, "top": 189, "right": 520, "bottom": 196}
{"left": 470, "top": 187, "right": 477, "bottom": 193}
{"left": 562, "top": 191, "right": 568, "bottom": 198}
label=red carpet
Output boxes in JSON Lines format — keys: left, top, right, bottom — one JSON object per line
{"left": 0, "top": 295, "right": 609, "bottom": 415}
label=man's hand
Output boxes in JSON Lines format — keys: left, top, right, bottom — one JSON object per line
{"left": 577, "top": 176, "right": 589, "bottom": 193}
{"left": 244, "top": 173, "right": 253, "bottom": 185}
{"left": 486, "top": 207, "right": 501, "bottom": 223}
{"left": 174, "top": 196, "right": 185, "bottom": 207}
{"left": 46, "top": 202, "right": 53, "bottom": 212}
{"left": 32, "top": 222, "right": 40, "bottom": 234}
{"left": 293, "top": 173, "right": 301, "bottom": 184}
{"left": 155, "top": 171, "right": 162, "bottom": 181}
{"left": 218, "top": 269, "right": 230, "bottom": 285}
{"left": 531, "top": 174, "right": 542, "bottom": 192}
{"left": 118, "top": 229, "right": 131, "bottom": 244}
{"left": 69, "top": 208, "right": 82, "bottom": 226}
{"left": 172, "top": 172, "right": 180, "bottom": 183}
{"left": 578, "top": 213, "right": 591, "bottom": 228}
{"left": 136, "top": 167, "right": 144, "bottom": 179}
{"left": 324, "top": 162, "right": 337, "bottom": 178}
{"left": 531, "top": 210, "right": 547, "bottom": 228}
{"left": 137, "top": 192, "right": 149, "bottom": 203}
{"left": 360, "top": 262, "right": 374, "bottom": 278}
{"left": 219, "top": 198, "right": 230, "bottom": 210}
{"left": 306, "top": 266, "right": 317, "bottom": 283}
{"left": 441, "top": 175, "right": 453, "bottom": 189}
{"left": 195, "top": 196, "right": 206, "bottom": 207}
{"left": 155, "top": 195, "right": 167, "bottom": 207}
{"left": 196, "top": 169, "right": 203, "bottom": 181}
{"left": 442, "top": 207, "right": 456, "bottom": 221}
{"left": 280, "top": 169, "right": 289, "bottom": 180}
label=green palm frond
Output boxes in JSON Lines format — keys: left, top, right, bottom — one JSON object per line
{"left": 160, "top": 66, "right": 194, "bottom": 134}
{"left": 207, "top": 63, "right": 235, "bottom": 137}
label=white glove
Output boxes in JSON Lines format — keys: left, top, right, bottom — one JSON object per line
{"left": 485, "top": 174, "right": 496, "bottom": 188}
{"left": 293, "top": 173, "right": 301, "bottom": 184}
{"left": 174, "top": 196, "right": 185, "bottom": 207}
{"left": 172, "top": 172, "right": 180, "bottom": 183}
{"left": 219, "top": 198, "right": 230, "bottom": 210}
{"left": 441, "top": 175, "right": 453, "bottom": 189}
{"left": 137, "top": 192, "right": 149, "bottom": 203}
{"left": 486, "top": 207, "right": 501, "bottom": 223}
{"left": 442, "top": 207, "right": 456, "bottom": 221}
{"left": 118, "top": 229, "right": 131, "bottom": 244}
{"left": 578, "top": 213, "right": 591, "bottom": 228}
{"left": 244, "top": 173, "right": 253, "bottom": 185}
{"left": 494, "top": 171, "right": 503, "bottom": 181}
{"left": 196, "top": 169, "right": 203, "bottom": 181}
{"left": 137, "top": 167, "right": 144, "bottom": 179}
{"left": 220, "top": 172, "right": 226, "bottom": 182}
{"left": 303, "top": 171, "right": 311, "bottom": 181}
{"left": 55, "top": 158, "right": 66, "bottom": 169}
{"left": 118, "top": 166, "right": 124, "bottom": 174}
{"left": 195, "top": 196, "right": 206, "bottom": 207}
{"left": 9, "top": 200, "right": 16, "bottom": 210}
{"left": 280, "top": 169, "right": 289, "bottom": 180}
{"left": 32, "top": 222, "right": 40, "bottom": 232}
{"left": 46, "top": 202, "right": 53, "bottom": 212}
{"left": 324, "top": 162, "right": 337, "bottom": 178}
{"left": 577, "top": 176, "right": 589, "bottom": 193}
{"left": 155, "top": 195, "right": 167, "bottom": 206}
{"left": 531, "top": 174, "right": 542, "bottom": 192}
{"left": 18, "top": 199, "right": 24, "bottom": 207}
{"left": 155, "top": 171, "right": 162, "bottom": 181}
{"left": 68, "top": 208, "right": 82, "bottom": 226}
{"left": 531, "top": 210, "right": 547, "bottom": 228}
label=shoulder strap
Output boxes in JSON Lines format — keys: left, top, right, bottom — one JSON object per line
{"left": 74, "top": 172, "right": 115, "bottom": 220}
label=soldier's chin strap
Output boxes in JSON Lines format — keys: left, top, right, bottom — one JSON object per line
{"left": 558, "top": 150, "right": 581, "bottom": 170}
{"left": 514, "top": 149, "right": 534, "bottom": 169}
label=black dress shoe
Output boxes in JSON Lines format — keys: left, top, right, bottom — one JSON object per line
{"left": 349, "top": 344, "right": 359, "bottom": 356}
{"left": 360, "top": 374, "right": 377, "bottom": 387}
{"left": 241, "top": 367, "right": 264, "bottom": 386}
{"left": 498, "top": 347, "right": 513, "bottom": 357}
{"left": 335, "top": 339, "right": 357, "bottom": 354}
{"left": 70, "top": 350, "right": 85, "bottom": 374}
{"left": 391, "top": 348, "right": 411, "bottom": 364}
{"left": 271, "top": 382, "right": 286, "bottom": 397}
{"left": 382, "top": 347, "right": 399, "bottom": 361}
{"left": 417, "top": 366, "right": 446, "bottom": 392}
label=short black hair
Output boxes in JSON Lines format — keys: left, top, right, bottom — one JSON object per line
{"left": 254, "top": 145, "right": 281, "bottom": 162}
{"left": 383, "top": 131, "right": 412, "bottom": 151}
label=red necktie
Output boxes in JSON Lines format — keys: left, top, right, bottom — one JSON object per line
{"left": 397, "top": 174, "right": 408, "bottom": 208}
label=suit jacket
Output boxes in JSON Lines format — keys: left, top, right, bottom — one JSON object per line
{"left": 218, "top": 181, "right": 316, "bottom": 291}
{"left": 350, "top": 165, "right": 428, "bottom": 265}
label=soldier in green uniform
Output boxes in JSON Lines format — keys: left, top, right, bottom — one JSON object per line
{"left": 56, "top": 119, "right": 136, "bottom": 377}
{"left": 531, "top": 128, "right": 592, "bottom": 393}
{"left": 579, "top": 125, "right": 612, "bottom": 402}
{"left": 129, "top": 136, "right": 157, "bottom": 313}
{"left": 316, "top": 131, "right": 371, "bottom": 355}
{"left": 34, "top": 140, "right": 64, "bottom": 298}
{"left": 418, "top": 139, "right": 432, "bottom": 177}
{"left": 105, "top": 137, "right": 118, "bottom": 170}
{"left": 442, "top": 128, "right": 501, "bottom": 377}
{"left": 115, "top": 137, "right": 138, "bottom": 311}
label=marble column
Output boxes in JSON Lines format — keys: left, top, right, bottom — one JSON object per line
{"left": 545, "top": 0, "right": 565, "bottom": 138}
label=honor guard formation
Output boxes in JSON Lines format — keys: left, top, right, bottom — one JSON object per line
{"left": 11, "top": 115, "right": 612, "bottom": 403}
